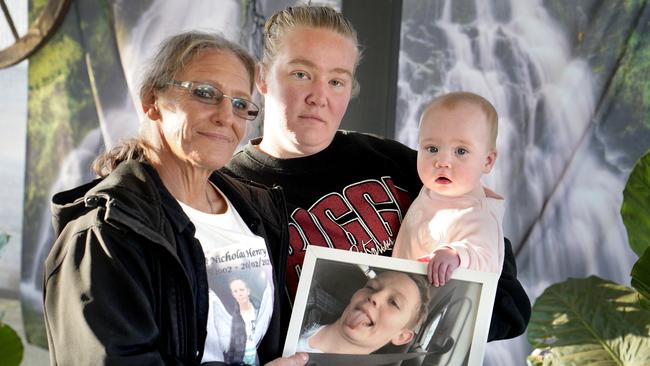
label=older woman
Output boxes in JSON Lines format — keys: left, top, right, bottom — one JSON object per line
{"left": 225, "top": 5, "right": 530, "bottom": 341}
{"left": 43, "top": 31, "right": 306, "bottom": 366}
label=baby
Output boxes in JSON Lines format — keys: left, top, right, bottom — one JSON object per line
{"left": 393, "top": 91, "right": 505, "bottom": 287}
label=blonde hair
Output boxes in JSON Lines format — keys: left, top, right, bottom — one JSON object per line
{"left": 263, "top": 5, "right": 362, "bottom": 96}
{"left": 422, "top": 91, "right": 499, "bottom": 150}
{"left": 93, "top": 31, "right": 256, "bottom": 177}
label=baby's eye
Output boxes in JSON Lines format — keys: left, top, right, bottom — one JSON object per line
{"left": 389, "top": 298, "right": 401, "bottom": 309}
{"left": 456, "top": 147, "right": 468, "bottom": 156}
{"left": 425, "top": 146, "right": 438, "bottom": 154}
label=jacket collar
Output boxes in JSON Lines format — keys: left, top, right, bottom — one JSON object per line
{"left": 93, "top": 160, "right": 192, "bottom": 233}
{"left": 51, "top": 160, "right": 193, "bottom": 254}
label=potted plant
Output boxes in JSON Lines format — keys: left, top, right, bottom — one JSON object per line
{"left": 527, "top": 151, "right": 650, "bottom": 365}
{"left": 0, "top": 231, "right": 24, "bottom": 366}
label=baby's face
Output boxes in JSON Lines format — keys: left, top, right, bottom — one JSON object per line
{"left": 338, "top": 271, "right": 421, "bottom": 352}
{"left": 417, "top": 103, "right": 496, "bottom": 197}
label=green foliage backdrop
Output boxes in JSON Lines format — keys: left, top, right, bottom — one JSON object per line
{"left": 22, "top": 0, "right": 115, "bottom": 346}
{"left": 545, "top": 0, "right": 650, "bottom": 167}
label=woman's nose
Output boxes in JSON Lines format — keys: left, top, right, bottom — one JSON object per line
{"left": 211, "top": 100, "right": 237, "bottom": 125}
{"left": 306, "top": 80, "right": 327, "bottom": 107}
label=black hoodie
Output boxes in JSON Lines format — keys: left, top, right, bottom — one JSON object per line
{"left": 43, "top": 160, "right": 290, "bottom": 365}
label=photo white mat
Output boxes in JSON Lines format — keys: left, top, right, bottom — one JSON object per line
{"left": 283, "top": 246, "right": 498, "bottom": 366}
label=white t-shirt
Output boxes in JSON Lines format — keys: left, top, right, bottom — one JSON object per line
{"left": 179, "top": 185, "right": 274, "bottom": 366}
{"left": 296, "top": 324, "right": 326, "bottom": 353}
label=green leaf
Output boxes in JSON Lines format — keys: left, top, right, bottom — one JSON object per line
{"left": 631, "top": 247, "right": 650, "bottom": 310}
{"left": 621, "top": 150, "right": 650, "bottom": 257}
{"left": 0, "top": 321, "right": 23, "bottom": 366}
{"left": 527, "top": 276, "right": 650, "bottom": 366}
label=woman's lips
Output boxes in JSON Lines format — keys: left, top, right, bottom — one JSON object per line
{"left": 199, "top": 131, "right": 232, "bottom": 142}
{"left": 299, "top": 114, "right": 325, "bottom": 123}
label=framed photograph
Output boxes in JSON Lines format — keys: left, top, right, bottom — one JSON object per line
{"left": 283, "top": 246, "right": 498, "bottom": 366}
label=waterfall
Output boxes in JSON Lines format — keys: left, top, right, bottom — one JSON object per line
{"left": 114, "top": 0, "right": 243, "bottom": 115}
{"left": 112, "top": 0, "right": 274, "bottom": 142}
{"left": 396, "top": 0, "right": 637, "bottom": 364}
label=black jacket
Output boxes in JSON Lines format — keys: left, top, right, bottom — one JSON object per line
{"left": 43, "top": 160, "right": 290, "bottom": 365}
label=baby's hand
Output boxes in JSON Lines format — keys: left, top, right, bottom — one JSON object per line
{"left": 418, "top": 247, "right": 460, "bottom": 287}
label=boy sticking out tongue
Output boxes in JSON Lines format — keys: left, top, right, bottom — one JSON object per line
{"left": 298, "top": 271, "right": 430, "bottom": 354}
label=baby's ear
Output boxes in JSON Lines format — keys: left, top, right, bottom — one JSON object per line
{"left": 391, "top": 329, "right": 415, "bottom": 346}
{"left": 483, "top": 150, "right": 497, "bottom": 174}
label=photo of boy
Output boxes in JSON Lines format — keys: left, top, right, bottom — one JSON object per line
{"left": 283, "top": 247, "right": 498, "bottom": 366}
{"left": 393, "top": 92, "right": 505, "bottom": 287}
{"left": 296, "top": 270, "right": 430, "bottom": 354}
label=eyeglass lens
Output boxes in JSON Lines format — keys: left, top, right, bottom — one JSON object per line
{"left": 190, "top": 83, "right": 258, "bottom": 120}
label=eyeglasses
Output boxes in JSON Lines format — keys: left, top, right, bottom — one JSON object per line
{"left": 168, "top": 80, "right": 259, "bottom": 121}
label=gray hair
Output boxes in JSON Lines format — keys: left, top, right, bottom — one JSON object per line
{"left": 140, "top": 30, "right": 256, "bottom": 104}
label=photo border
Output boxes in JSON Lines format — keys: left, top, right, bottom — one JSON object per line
{"left": 283, "top": 246, "right": 498, "bottom": 366}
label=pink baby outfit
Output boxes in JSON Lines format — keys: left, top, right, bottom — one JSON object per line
{"left": 393, "top": 186, "right": 505, "bottom": 273}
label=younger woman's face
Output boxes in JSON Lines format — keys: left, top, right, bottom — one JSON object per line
{"left": 257, "top": 26, "right": 358, "bottom": 158}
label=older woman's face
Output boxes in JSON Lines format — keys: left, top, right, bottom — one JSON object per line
{"left": 257, "top": 26, "right": 358, "bottom": 158}
{"left": 154, "top": 50, "right": 251, "bottom": 170}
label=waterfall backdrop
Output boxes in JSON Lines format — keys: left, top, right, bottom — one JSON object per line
{"left": 18, "top": 0, "right": 650, "bottom": 364}
{"left": 397, "top": 1, "right": 647, "bottom": 363}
